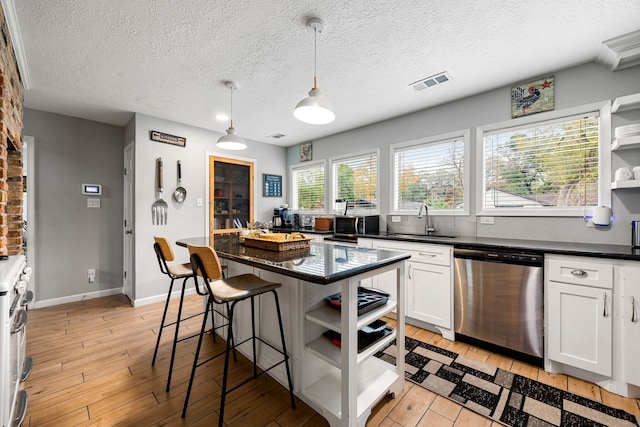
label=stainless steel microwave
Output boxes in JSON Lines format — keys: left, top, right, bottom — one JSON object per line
{"left": 334, "top": 215, "right": 379, "bottom": 238}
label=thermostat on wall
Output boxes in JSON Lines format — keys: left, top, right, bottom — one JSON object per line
{"left": 82, "top": 184, "right": 102, "bottom": 195}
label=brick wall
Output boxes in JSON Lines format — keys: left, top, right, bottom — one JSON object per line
{"left": 0, "top": 7, "right": 24, "bottom": 256}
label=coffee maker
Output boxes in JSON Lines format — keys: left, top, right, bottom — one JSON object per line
{"left": 273, "top": 208, "right": 293, "bottom": 228}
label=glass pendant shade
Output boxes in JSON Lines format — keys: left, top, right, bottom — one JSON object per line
{"left": 216, "top": 125, "right": 246, "bottom": 150}
{"left": 294, "top": 87, "right": 335, "bottom": 124}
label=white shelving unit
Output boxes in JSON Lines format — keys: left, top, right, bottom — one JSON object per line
{"left": 612, "top": 92, "right": 640, "bottom": 113}
{"left": 611, "top": 93, "right": 640, "bottom": 190}
{"left": 302, "top": 262, "right": 406, "bottom": 427}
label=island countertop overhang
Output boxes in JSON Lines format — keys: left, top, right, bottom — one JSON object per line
{"left": 176, "top": 235, "right": 410, "bottom": 285}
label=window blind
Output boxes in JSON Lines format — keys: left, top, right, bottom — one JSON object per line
{"left": 483, "top": 112, "right": 599, "bottom": 210}
{"left": 331, "top": 152, "right": 378, "bottom": 213}
{"left": 291, "top": 163, "right": 325, "bottom": 213}
{"left": 393, "top": 138, "right": 464, "bottom": 210}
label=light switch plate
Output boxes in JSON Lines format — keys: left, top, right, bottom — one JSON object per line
{"left": 87, "top": 198, "right": 101, "bottom": 208}
{"left": 196, "top": 197, "right": 203, "bottom": 207}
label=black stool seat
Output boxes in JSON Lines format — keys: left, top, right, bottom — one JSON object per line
{"left": 182, "top": 244, "right": 295, "bottom": 426}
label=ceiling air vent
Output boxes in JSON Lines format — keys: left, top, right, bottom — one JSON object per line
{"left": 266, "top": 133, "right": 286, "bottom": 139}
{"left": 410, "top": 72, "right": 452, "bottom": 91}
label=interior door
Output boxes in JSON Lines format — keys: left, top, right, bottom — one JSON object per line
{"left": 123, "top": 142, "right": 134, "bottom": 304}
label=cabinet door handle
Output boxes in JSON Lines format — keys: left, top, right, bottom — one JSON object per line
{"left": 603, "top": 292, "right": 608, "bottom": 317}
{"left": 408, "top": 264, "right": 412, "bottom": 279}
{"left": 418, "top": 252, "right": 437, "bottom": 258}
{"left": 571, "top": 269, "right": 587, "bottom": 277}
{"left": 632, "top": 296, "right": 637, "bottom": 323}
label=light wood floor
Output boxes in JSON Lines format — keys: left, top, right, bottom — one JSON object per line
{"left": 23, "top": 293, "right": 640, "bottom": 427}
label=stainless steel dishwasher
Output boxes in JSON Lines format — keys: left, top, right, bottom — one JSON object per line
{"left": 454, "top": 246, "right": 544, "bottom": 366}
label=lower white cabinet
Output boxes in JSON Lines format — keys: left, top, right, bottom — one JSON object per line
{"left": 546, "top": 255, "right": 613, "bottom": 377}
{"left": 406, "top": 261, "right": 451, "bottom": 328}
{"left": 619, "top": 261, "right": 640, "bottom": 386}
{"left": 359, "top": 238, "right": 453, "bottom": 335}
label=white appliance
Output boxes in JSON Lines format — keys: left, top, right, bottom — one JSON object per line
{"left": 0, "top": 255, "right": 32, "bottom": 427}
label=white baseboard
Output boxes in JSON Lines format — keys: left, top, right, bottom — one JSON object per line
{"left": 133, "top": 287, "right": 197, "bottom": 307}
{"left": 33, "top": 287, "right": 124, "bottom": 309}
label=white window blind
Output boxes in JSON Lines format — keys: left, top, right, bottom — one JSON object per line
{"left": 393, "top": 138, "right": 464, "bottom": 211}
{"left": 291, "top": 162, "right": 325, "bottom": 213}
{"left": 331, "top": 152, "right": 378, "bottom": 213}
{"left": 482, "top": 112, "right": 599, "bottom": 211}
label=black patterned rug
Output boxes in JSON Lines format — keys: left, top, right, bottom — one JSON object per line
{"left": 375, "top": 337, "right": 640, "bottom": 427}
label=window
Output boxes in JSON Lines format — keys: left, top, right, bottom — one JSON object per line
{"left": 480, "top": 107, "right": 606, "bottom": 216}
{"left": 392, "top": 131, "right": 468, "bottom": 214}
{"left": 290, "top": 161, "right": 325, "bottom": 213}
{"left": 330, "top": 151, "right": 379, "bottom": 214}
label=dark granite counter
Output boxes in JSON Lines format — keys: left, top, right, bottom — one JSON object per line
{"left": 360, "top": 233, "right": 640, "bottom": 261}
{"left": 269, "top": 226, "right": 334, "bottom": 235}
{"left": 176, "top": 235, "right": 410, "bottom": 285}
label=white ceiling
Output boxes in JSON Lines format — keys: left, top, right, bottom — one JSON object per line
{"left": 9, "top": 0, "right": 640, "bottom": 147}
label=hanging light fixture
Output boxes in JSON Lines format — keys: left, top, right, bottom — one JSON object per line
{"left": 294, "top": 17, "right": 335, "bottom": 125}
{"left": 217, "top": 81, "right": 247, "bottom": 150}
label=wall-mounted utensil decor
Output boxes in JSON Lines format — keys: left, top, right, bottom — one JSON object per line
{"left": 173, "top": 160, "right": 187, "bottom": 203}
{"left": 152, "top": 158, "right": 168, "bottom": 224}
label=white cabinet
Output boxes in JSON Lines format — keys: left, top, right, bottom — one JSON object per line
{"left": 546, "top": 255, "right": 613, "bottom": 376}
{"left": 618, "top": 261, "right": 640, "bottom": 387}
{"left": 360, "top": 238, "right": 453, "bottom": 338}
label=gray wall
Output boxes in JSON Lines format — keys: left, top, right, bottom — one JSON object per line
{"left": 23, "top": 109, "right": 125, "bottom": 302}
{"left": 131, "top": 113, "right": 287, "bottom": 304}
{"left": 287, "top": 62, "right": 640, "bottom": 245}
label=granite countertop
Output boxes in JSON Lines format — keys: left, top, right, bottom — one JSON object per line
{"left": 176, "top": 235, "right": 410, "bottom": 285}
{"left": 361, "top": 233, "right": 640, "bottom": 261}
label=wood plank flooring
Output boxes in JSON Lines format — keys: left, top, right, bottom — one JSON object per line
{"left": 23, "top": 294, "right": 640, "bottom": 426}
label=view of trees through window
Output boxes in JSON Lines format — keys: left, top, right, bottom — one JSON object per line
{"left": 483, "top": 114, "right": 599, "bottom": 210}
{"left": 292, "top": 163, "right": 324, "bottom": 212}
{"left": 394, "top": 138, "right": 464, "bottom": 210}
{"left": 332, "top": 153, "right": 378, "bottom": 211}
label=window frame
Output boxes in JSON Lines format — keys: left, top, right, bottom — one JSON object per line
{"left": 329, "top": 149, "right": 380, "bottom": 215}
{"left": 476, "top": 101, "right": 611, "bottom": 217}
{"left": 390, "top": 129, "right": 471, "bottom": 216}
{"left": 289, "top": 159, "right": 327, "bottom": 214}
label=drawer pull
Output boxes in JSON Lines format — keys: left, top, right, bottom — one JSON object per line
{"left": 408, "top": 264, "right": 412, "bottom": 279}
{"left": 418, "top": 252, "right": 437, "bottom": 258}
{"left": 570, "top": 269, "right": 587, "bottom": 277}
{"left": 632, "top": 296, "right": 637, "bottom": 323}
{"left": 603, "top": 292, "right": 608, "bottom": 317}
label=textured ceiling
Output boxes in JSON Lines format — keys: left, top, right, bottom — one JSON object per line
{"left": 11, "top": 0, "right": 640, "bottom": 146}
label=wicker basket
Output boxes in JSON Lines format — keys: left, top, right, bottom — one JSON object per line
{"left": 242, "top": 234, "right": 312, "bottom": 252}
{"left": 314, "top": 217, "right": 334, "bottom": 232}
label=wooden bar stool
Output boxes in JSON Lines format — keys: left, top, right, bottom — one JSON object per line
{"left": 182, "top": 244, "right": 295, "bottom": 426}
{"left": 152, "top": 237, "right": 229, "bottom": 392}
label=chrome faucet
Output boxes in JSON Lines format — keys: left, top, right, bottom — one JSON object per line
{"left": 417, "top": 203, "right": 435, "bottom": 234}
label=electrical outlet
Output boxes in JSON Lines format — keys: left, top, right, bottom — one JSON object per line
{"left": 88, "top": 268, "right": 96, "bottom": 283}
{"left": 479, "top": 217, "right": 495, "bottom": 225}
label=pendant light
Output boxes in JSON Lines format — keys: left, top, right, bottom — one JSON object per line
{"left": 294, "top": 17, "right": 335, "bottom": 125}
{"left": 217, "top": 81, "right": 247, "bottom": 150}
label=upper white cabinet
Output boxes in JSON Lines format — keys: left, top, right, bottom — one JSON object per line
{"left": 546, "top": 255, "right": 613, "bottom": 376}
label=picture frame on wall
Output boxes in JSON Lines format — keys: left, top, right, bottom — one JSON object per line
{"left": 263, "top": 174, "right": 282, "bottom": 197}
{"left": 300, "top": 142, "right": 312, "bottom": 162}
{"left": 511, "top": 76, "right": 554, "bottom": 118}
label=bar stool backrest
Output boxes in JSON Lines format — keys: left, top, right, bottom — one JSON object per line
{"left": 188, "top": 244, "right": 223, "bottom": 281}
{"left": 154, "top": 236, "right": 175, "bottom": 262}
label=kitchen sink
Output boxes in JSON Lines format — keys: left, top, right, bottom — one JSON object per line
{"left": 387, "top": 233, "right": 457, "bottom": 240}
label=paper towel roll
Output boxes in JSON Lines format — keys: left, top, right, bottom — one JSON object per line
{"left": 592, "top": 206, "right": 611, "bottom": 226}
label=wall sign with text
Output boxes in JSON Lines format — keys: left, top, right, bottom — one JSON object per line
{"left": 263, "top": 174, "right": 282, "bottom": 197}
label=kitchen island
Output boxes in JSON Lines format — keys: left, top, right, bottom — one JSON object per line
{"left": 177, "top": 235, "right": 410, "bottom": 427}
